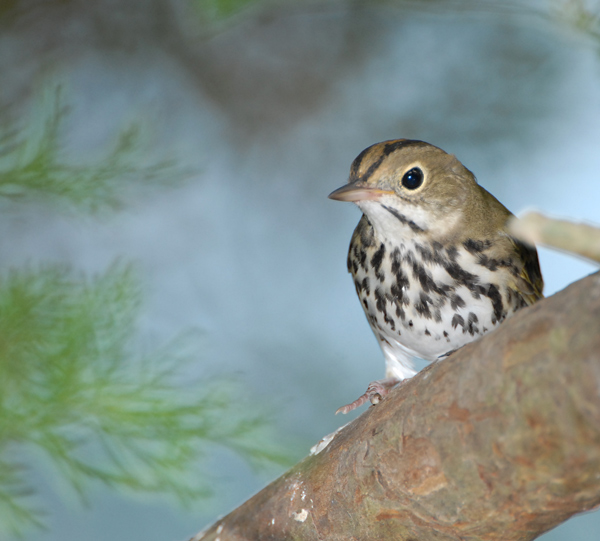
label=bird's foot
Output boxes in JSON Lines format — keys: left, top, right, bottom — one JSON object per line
{"left": 335, "top": 377, "right": 401, "bottom": 415}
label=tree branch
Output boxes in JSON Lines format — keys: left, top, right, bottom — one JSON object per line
{"left": 192, "top": 271, "right": 600, "bottom": 541}
{"left": 508, "top": 212, "right": 600, "bottom": 263}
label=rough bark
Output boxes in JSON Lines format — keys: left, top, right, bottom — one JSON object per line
{"left": 192, "top": 271, "right": 600, "bottom": 541}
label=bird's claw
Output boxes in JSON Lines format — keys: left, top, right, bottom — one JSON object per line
{"left": 336, "top": 377, "right": 400, "bottom": 414}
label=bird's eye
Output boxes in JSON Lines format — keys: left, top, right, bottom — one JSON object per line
{"left": 401, "top": 167, "right": 424, "bottom": 190}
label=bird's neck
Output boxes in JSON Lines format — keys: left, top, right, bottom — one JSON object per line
{"left": 358, "top": 200, "right": 463, "bottom": 247}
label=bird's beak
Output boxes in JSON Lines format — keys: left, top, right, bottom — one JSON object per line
{"left": 328, "top": 183, "right": 394, "bottom": 202}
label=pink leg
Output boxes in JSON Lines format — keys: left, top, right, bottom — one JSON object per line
{"left": 335, "top": 377, "right": 401, "bottom": 415}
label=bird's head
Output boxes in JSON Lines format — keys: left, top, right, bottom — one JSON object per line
{"left": 329, "top": 139, "right": 484, "bottom": 242}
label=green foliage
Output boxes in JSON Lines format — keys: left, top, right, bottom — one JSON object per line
{"left": 193, "top": 0, "right": 267, "bottom": 21}
{"left": 552, "top": 0, "right": 600, "bottom": 42}
{"left": 190, "top": 0, "right": 600, "bottom": 45}
{"left": 0, "top": 82, "right": 295, "bottom": 537}
{"left": 0, "top": 263, "right": 291, "bottom": 537}
{"left": 0, "top": 86, "right": 186, "bottom": 213}
{"left": 0, "top": 82, "right": 294, "bottom": 538}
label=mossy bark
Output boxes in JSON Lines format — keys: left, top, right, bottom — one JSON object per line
{"left": 194, "top": 271, "right": 600, "bottom": 541}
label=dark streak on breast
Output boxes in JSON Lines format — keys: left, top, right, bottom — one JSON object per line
{"left": 371, "top": 243, "right": 386, "bottom": 281}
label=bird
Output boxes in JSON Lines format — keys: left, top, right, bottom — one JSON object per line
{"left": 329, "top": 139, "right": 544, "bottom": 414}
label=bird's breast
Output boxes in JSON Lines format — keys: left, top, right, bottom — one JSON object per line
{"left": 348, "top": 232, "right": 527, "bottom": 362}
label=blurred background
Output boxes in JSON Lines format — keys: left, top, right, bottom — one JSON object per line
{"left": 0, "top": 0, "right": 599, "bottom": 540}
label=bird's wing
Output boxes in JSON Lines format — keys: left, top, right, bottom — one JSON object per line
{"left": 508, "top": 236, "right": 545, "bottom": 306}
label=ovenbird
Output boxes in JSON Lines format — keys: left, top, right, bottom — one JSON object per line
{"left": 329, "top": 140, "right": 544, "bottom": 414}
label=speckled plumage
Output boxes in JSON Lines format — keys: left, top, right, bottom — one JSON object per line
{"left": 330, "top": 139, "right": 543, "bottom": 413}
